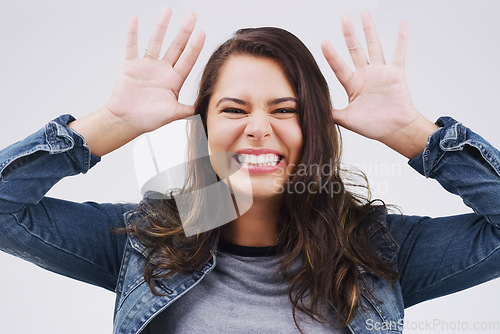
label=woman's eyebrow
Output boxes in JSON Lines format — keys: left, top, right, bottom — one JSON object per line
{"left": 215, "top": 97, "right": 246, "bottom": 107}
{"left": 268, "top": 97, "right": 298, "bottom": 105}
{"left": 215, "top": 96, "right": 297, "bottom": 107}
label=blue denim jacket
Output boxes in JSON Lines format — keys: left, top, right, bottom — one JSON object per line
{"left": 0, "top": 114, "right": 499, "bottom": 334}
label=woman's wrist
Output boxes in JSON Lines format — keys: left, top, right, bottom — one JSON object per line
{"left": 383, "top": 114, "right": 440, "bottom": 159}
{"left": 68, "top": 106, "right": 144, "bottom": 157}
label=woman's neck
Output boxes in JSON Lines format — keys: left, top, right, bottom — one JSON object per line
{"left": 221, "top": 197, "right": 281, "bottom": 247}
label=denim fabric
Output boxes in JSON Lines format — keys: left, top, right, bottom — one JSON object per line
{"left": 0, "top": 115, "right": 499, "bottom": 334}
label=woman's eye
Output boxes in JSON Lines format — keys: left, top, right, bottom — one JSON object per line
{"left": 221, "top": 108, "right": 246, "bottom": 114}
{"left": 272, "top": 108, "right": 297, "bottom": 117}
{"left": 273, "top": 108, "right": 297, "bottom": 114}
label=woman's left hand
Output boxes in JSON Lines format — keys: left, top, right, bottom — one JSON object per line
{"left": 322, "top": 12, "right": 438, "bottom": 159}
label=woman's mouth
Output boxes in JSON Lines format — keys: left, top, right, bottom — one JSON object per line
{"left": 233, "top": 153, "right": 284, "bottom": 167}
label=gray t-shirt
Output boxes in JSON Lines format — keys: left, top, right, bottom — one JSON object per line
{"left": 144, "top": 240, "right": 348, "bottom": 333}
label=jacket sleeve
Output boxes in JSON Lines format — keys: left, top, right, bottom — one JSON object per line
{"left": 0, "top": 114, "right": 137, "bottom": 292}
{"left": 386, "top": 116, "right": 500, "bottom": 308}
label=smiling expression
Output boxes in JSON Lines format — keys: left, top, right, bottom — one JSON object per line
{"left": 206, "top": 55, "right": 303, "bottom": 200}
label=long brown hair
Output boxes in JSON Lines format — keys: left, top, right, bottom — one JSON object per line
{"left": 125, "top": 27, "right": 399, "bottom": 331}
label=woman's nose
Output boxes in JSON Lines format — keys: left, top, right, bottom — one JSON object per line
{"left": 244, "top": 111, "right": 271, "bottom": 141}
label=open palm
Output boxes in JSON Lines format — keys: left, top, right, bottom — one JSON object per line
{"left": 322, "top": 12, "right": 437, "bottom": 158}
{"left": 106, "top": 8, "right": 205, "bottom": 133}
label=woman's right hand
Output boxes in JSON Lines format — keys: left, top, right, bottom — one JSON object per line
{"left": 69, "top": 8, "right": 205, "bottom": 156}
{"left": 106, "top": 8, "right": 205, "bottom": 133}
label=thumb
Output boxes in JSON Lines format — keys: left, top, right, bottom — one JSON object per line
{"left": 173, "top": 103, "right": 196, "bottom": 122}
{"left": 331, "top": 108, "right": 350, "bottom": 129}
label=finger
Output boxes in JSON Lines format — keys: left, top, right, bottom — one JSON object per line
{"left": 125, "top": 15, "right": 138, "bottom": 60}
{"left": 174, "top": 103, "right": 196, "bottom": 120}
{"left": 342, "top": 15, "right": 368, "bottom": 69}
{"left": 163, "top": 12, "right": 197, "bottom": 66}
{"left": 392, "top": 21, "right": 409, "bottom": 68}
{"left": 173, "top": 30, "right": 206, "bottom": 83}
{"left": 331, "top": 108, "right": 350, "bottom": 129}
{"left": 144, "top": 8, "right": 173, "bottom": 59}
{"left": 361, "top": 12, "right": 385, "bottom": 64}
{"left": 321, "top": 40, "right": 354, "bottom": 87}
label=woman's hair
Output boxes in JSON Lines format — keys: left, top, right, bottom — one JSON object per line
{"left": 125, "top": 27, "right": 399, "bottom": 331}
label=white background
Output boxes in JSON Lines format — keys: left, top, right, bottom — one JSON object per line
{"left": 0, "top": 0, "right": 499, "bottom": 333}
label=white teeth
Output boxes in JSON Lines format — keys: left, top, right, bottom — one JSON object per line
{"left": 236, "top": 153, "right": 281, "bottom": 167}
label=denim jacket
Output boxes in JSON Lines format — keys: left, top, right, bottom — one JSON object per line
{"left": 0, "top": 114, "right": 499, "bottom": 334}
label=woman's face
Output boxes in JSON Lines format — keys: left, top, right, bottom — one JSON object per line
{"left": 206, "top": 54, "right": 303, "bottom": 200}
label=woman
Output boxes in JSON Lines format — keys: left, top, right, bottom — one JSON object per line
{"left": 0, "top": 7, "right": 499, "bottom": 334}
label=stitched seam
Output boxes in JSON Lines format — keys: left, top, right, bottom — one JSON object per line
{"left": 0, "top": 145, "right": 52, "bottom": 178}
{"left": 133, "top": 254, "right": 217, "bottom": 334}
